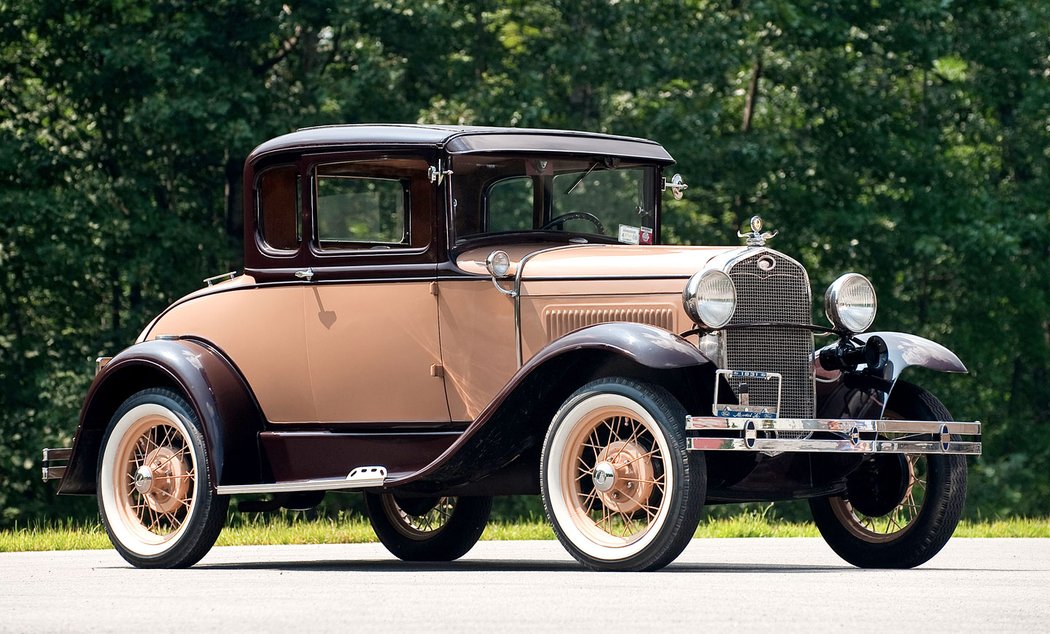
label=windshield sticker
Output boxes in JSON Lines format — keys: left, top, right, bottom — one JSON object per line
{"left": 618, "top": 224, "right": 641, "bottom": 245}
{"left": 640, "top": 226, "right": 653, "bottom": 245}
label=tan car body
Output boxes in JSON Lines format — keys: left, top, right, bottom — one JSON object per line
{"left": 50, "top": 124, "right": 975, "bottom": 506}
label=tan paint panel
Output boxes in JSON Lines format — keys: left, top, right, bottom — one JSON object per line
{"left": 522, "top": 278, "right": 689, "bottom": 296}
{"left": 437, "top": 279, "right": 518, "bottom": 421}
{"left": 305, "top": 282, "right": 449, "bottom": 423}
{"left": 147, "top": 286, "right": 315, "bottom": 423}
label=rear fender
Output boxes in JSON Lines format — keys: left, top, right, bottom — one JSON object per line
{"left": 815, "top": 331, "right": 967, "bottom": 420}
{"left": 389, "top": 322, "right": 720, "bottom": 490}
{"left": 58, "top": 338, "right": 266, "bottom": 494}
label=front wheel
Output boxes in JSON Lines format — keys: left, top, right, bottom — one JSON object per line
{"left": 364, "top": 494, "right": 492, "bottom": 561}
{"left": 809, "top": 382, "right": 967, "bottom": 568}
{"left": 541, "top": 377, "right": 705, "bottom": 571}
{"left": 97, "top": 388, "right": 228, "bottom": 568}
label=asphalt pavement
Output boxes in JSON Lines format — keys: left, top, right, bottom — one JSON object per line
{"left": 2, "top": 538, "right": 1047, "bottom": 632}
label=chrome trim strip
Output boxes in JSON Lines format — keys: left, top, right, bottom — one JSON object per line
{"left": 687, "top": 437, "right": 982, "bottom": 455}
{"left": 513, "top": 243, "right": 583, "bottom": 368}
{"left": 216, "top": 466, "right": 387, "bottom": 495}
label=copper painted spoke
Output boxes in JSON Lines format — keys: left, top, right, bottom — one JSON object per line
{"left": 640, "top": 501, "right": 659, "bottom": 522}
{"left": 619, "top": 476, "right": 661, "bottom": 485}
{"left": 613, "top": 421, "right": 644, "bottom": 462}
{"left": 153, "top": 446, "right": 190, "bottom": 472}
{"left": 580, "top": 488, "right": 599, "bottom": 512}
{"left": 588, "top": 426, "right": 604, "bottom": 451}
{"left": 621, "top": 448, "right": 661, "bottom": 467}
{"left": 620, "top": 510, "right": 636, "bottom": 537}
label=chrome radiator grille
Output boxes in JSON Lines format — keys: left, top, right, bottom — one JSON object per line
{"left": 724, "top": 251, "right": 815, "bottom": 418}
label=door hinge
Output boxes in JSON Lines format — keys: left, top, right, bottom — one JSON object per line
{"left": 429, "top": 281, "right": 439, "bottom": 296}
{"left": 430, "top": 364, "right": 444, "bottom": 378}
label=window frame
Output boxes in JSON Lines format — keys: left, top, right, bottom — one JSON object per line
{"left": 254, "top": 163, "right": 302, "bottom": 259}
{"left": 314, "top": 172, "right": 412, "bottom": 250}
{"left": 301, "top": 151, "right": 438, "bottom": 268}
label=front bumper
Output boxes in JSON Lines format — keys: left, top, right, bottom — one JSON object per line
{"left": 685, "top": 416, "right": 982, "bottom": 455}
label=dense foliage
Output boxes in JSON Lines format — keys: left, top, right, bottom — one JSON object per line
{"left": 1, "top": 1, "right": 1046, "bottom": 526}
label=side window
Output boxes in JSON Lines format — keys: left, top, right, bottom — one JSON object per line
{"left": 258, "top": 166, "right": 300, "bottom": 252}
{"left": 316, "top": 173, "right": 407, "bottom": 247}
{"left": 313, "top": 158, "right": 429, "bottom": 251}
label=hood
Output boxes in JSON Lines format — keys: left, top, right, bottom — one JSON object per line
{"left": 455, "top": 243, "right": 744, "bottom": 279}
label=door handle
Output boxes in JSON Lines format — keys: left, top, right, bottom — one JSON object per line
{"left": 294, "top": 268, "right": 314, "bottom": 281}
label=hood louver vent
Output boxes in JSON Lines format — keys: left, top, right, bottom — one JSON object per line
{"left": 544, "top": 306, "right": 675, "bottom": 341}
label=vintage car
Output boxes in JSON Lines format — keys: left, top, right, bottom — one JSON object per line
{"left": 42, "top": 124, "right": 981, "bottom": 571}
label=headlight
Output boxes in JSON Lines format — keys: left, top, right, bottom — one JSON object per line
{"left": 825, "top": 273, "right": 877, "bottom": 333}
{"left": 683, "top": 270, "right": 736, "bottom": 329}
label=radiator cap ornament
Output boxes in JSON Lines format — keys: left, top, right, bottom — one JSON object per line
{"left": 738, "top": 215, "right": 778, "bottom": 246}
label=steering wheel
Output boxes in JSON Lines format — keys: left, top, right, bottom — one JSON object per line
{"left": 540, "top": 212, "right": 606, "bottom": 235}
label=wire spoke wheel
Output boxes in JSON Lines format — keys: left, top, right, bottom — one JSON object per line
{"left": 562, "top": 407, "right": 667, "bottom": 546}
{"left": 115, "top": 415, "right": 196, "bottom": 543}
{"left": 829, "top": 454, "right": 928, "bottom": 543}
{"left": 382, "top": 496, "right": 457, "bottom": 540}
{"left": 98, "top": 389, "right": 227, "bottom": 568}
{"left": 809, "top": 381, "right": 967, "bottom": 569}
{"left": 365, "top": 493, "right": 491, "bottom": 562}
{"left": 542, "top": 378, "right": 705, "bottom": 572}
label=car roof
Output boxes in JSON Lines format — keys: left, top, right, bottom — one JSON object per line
{"left": 247, "top": 124, "right": 675, "bottom": 164}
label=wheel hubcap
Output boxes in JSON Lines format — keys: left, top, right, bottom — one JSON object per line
{"left": 133, "top": 466, "right": 154, "bottom": 494}
{"left": 592, "top": 462, "right": 615, "bottom": 492}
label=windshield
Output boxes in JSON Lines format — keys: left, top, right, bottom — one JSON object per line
{"left": 451, "top": 155, "right": 658, "bottom": 245}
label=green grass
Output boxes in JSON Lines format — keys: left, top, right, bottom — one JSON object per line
{"left": 2, "top": 515, "right": 1046, "bottom": 553}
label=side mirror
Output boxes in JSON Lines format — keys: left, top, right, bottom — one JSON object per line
{"left": 662, "top": 173, "right": 688, "bottom": 200}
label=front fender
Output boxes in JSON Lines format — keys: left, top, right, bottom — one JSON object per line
{"left": 58, "top": 337, "right": 266, "bottom": 494}
{"left": 815, "top": 331, "right": 968, "bottom": 420}
{"left": 390, "top": 322, "right": 718, "bottom": 489}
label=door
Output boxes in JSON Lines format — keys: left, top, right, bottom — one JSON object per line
{"left": 300, "top": 153, "right": 450, "bottom": 425}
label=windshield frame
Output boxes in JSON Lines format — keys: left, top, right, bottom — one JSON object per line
{"left": 447, "top": 153, "right": 662, "bottom": 248}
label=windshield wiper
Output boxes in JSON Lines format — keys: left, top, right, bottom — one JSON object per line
{"left": 564, "top": 160, "right": 601, "bottom": 195}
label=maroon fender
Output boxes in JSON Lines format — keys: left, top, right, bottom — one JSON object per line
{"left": 388, "top": 322, "right": 719, "bottom": 489}
{"left": 815, "top": 331, "right": 968, "bottom": 421}
{"left": 58, "top": 337, "right": 266, "bottom": 494}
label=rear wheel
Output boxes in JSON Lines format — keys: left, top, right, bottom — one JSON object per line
{"left": 364, "top": 494, "right": 491, "bottom": 561}
{"left": 97, "top": 389, "right": 228, "bottom": 568}
{"left": 541, "top": 377, "right": 705, "bottom": 571}
{"left": 809, "top": 382, "right": 967, "bottom": 568}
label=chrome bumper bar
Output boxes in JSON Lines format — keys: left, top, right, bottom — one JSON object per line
{"left": 41, "top": 447, "right": 72, "bottom": 482}
{"left": 684, "top": 417, "right": 982, "bottom": 455}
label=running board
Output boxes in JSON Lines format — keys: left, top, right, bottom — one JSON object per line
{"left": 216, "top": 466, "right": 387, "bottom": 495}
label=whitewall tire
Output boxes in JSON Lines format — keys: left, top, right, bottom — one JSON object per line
{"left": 97, "top": 389, "right": 227, "bottom": 568}
{"left": 541, "top": 377, "right": 705, "bottom": 571}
